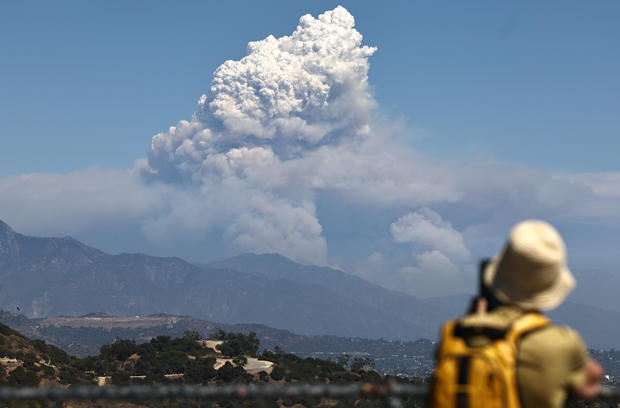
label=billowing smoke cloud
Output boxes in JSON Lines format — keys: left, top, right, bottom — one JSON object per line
{"left": 1, "top": 6, "right": 620, "bottom": 297}
{"left": 148, "top": 6, "right": 377, "bottom": 182}
{"left": 390, "top": 208, "right": 469, "bottom": 262}
{"left": 141, "top": 6, "right": 381, "bottom": 264}
{"left": 399, "top": 251, "right": 468, "bottom": 298}
{"left": 385, "top": 208, "right": 470, "bottom": 297}
{"left": 0, "top": 165, "right": 168, "bottom": 235}
{"left": 139, "top": 6, "right": 468, "bottom": 265}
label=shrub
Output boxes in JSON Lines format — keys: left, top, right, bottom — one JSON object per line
{"left": 0, "top": 346, "right": 14, "bottom": 358}
{"left": 40, "top": 365, "right": 55, "bottom": 377}
{"left": 350, "top": 356, "right": 374, "bottom": 372}
{"left": 100, "top": 338, "right": 138, "bottom": 361}
{"left": 212, "top": 331, "right": 259, "bottom": 357}
{"left": 58, "top": 368, "right": 79, "bottom": 385}
{"left": 270, "top": 366, "right": 284, "bottom": 381}
{"left": 7, "top": 366, "right": 38, "bottom": 386}
{"left": 111, "top": 371, "right": 131, "bottom": 385}
{"left": 217, "top": 361, "right": 235, "bottom": 382}
{"left": 183, "top": 358, "right": 217, "bottom": 384}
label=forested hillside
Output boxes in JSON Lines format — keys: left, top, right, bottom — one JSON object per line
{"left": 0, "top": 321, "right": 616, "bottom": 407}
{"left": 0, "top": 322, "right": 427, "bottom": 407}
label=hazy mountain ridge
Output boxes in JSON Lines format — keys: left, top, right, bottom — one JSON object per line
{"left": 208, "top": 253, "right": 446, "bottom": 335}
{"left": 0, "top": 220, "right": 432, "bottom": 340}
{"left": 2, "top": 219, "right": 619, "bottom": 349}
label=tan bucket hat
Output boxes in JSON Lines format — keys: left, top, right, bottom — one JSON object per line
{"left": 483, "top": 220, "right": 576, "bottom": 311}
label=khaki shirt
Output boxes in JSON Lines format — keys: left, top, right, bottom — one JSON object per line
{"left": 459, "top": 305, "right": 588, "bottom": 408}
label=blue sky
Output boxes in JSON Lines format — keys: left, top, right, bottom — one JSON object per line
{"left": 1, "top": 1, "right": 619, "bottom": 304}
{"left": 2, "top": 1, "right": 618, "bottom": 176}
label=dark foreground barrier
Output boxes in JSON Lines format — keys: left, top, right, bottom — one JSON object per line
{"left": 0, "top": 383, "right": 428, "bottom": 407}
{"left": 0, "top": 383, "right": 617, "bottom": 407}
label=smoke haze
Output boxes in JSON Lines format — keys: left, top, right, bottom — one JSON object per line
{"left": 1, "top": 6, "right": 620, "bottom": 299}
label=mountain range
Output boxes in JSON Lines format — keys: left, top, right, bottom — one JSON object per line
{"left": 1, "top": 219, "right": 619, "bottom": 349}
{"left": 0, "top": 219, "right": 442, "bottom": 340}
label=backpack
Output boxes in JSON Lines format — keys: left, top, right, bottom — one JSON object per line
{"left": 430, "top": 312, "right": 550, "bottom": 408}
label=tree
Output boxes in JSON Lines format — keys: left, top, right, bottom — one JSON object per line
{"left": 337, "top": 354, "right": 350, "bottom": 369}
{"left": 233, "top": 355, "right": 248, "bottom": 367}
{"left": 6, "top": 366, "right": 38, "bottom": 386}
{"left": 183, "top": 358, "right": 217, "bottom": 383}
{"left": 100, "top": 338, "right": 138, "bottom": 361}
{"left": 212, "top": 331, "right": 259, "bottom": 357}
{"left": 214, "top": 359, "right": 250, "bottom": 383}
{"left": 350, "top": 357, "right": 374, "bottom": 372}
{"left": 182, "top": 331, "right": 201, "bottom": 342}
{"left": 111, "top": 371, "right": 131, "bottom": 385}
{"left": 270, "top": 366, "right": 284, "bottom": 381}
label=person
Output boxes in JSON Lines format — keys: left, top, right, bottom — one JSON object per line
{"left": 431, "top": 220, "right": 603, "bottom": 408}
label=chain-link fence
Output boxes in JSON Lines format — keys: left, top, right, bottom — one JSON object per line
{"left": 0, "top": 383, "right": 618, "bottom": 407}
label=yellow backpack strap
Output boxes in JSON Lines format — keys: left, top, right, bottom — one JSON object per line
{"left": 436, "top": 320, "right": 456, "bottom": 356}
{"left": 437, "top": 319, "right": 471, "bottom": 356}
{"left": 505, "top": 312, "right": 550, "bottom": 345}
{"left": 441, "top": 319, "right": 458, "bottom": 341}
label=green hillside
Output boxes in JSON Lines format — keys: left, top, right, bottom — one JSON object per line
{"left": 0, "top": 323, "right": 426, "bottom": 407}
{"left": 0, "top": 322, "right": 615, "bottom": 408}
{"left": 0, "top": 322, "right": 80, "bottom": 387}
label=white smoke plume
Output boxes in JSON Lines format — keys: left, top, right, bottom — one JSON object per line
{"left": 0, "top": 165, "right": 169, "bottom": 235}
{"left": 148, "top": 6, "right": 377, "bottom": 182}
{"left": 140, "top": 6, "right": 472, "bottom": 265}
{"left": 398, "top": 250, "right": 468, "bottom": 298}
{"left": 390, "top": 208, "right": 469, "bottom": 262}
{"left": 2, "top": 6, "right": 620, "bottom": 296}
{"left": 387, "top": 208, "right": 470, "bottom": 297}
{"left": 142, "top": 6, "right": 382, "bottom": 264}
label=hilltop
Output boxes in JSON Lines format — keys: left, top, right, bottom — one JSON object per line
{"left": 0, "top": 311, "right": 436, "bottom": 379}
{"left": 0, "top": 321, "right": 615, "bottom": 408}
{"left": 0, "top": 322, "right": 79, "bottom": 386}
{"left": 0, "top": 322, "right": 426, "bottom": 407}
